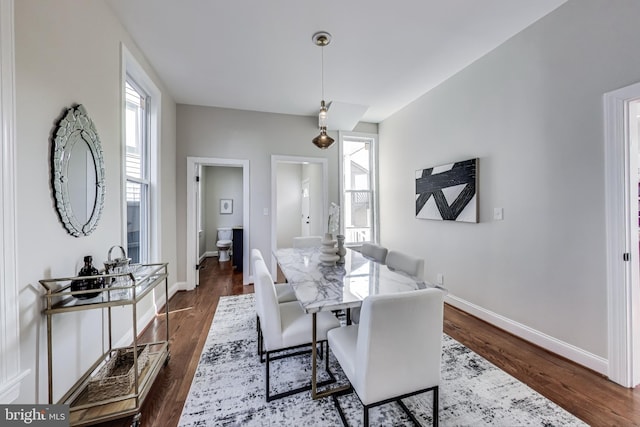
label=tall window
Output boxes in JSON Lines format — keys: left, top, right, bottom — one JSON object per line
{"left": 125, "top": 79, "right": 149, "bottom": 263}
{"left": 340, "top": 133, "right": 378, "bottom": 245}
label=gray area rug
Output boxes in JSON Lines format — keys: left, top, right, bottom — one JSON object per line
{"left": 178, "top": 294, "right": 587, "bottom": 426}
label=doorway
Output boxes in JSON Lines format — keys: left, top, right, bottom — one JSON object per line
{"left": 604, "top": 82, "right": 640, "bottom": 387}
{"left": 270, "top": 155, "right": 328, "bottom": 273}
{"left": 186, "top": 157, "right": 250, "bottom": 289}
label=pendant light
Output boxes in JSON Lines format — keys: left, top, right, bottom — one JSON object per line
{"left": 312, "top": 31, "right": 335, "bottom": 149}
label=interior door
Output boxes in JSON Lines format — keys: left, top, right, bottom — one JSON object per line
{"left": 301, "top": 179, "right": 310, "bottom": 236}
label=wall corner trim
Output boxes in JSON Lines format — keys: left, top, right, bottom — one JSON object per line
{"left": 0, "top": 0, "right": 23, "bottom": 404}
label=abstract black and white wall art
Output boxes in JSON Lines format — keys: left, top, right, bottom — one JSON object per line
{"left": 415, "top": 158, "right": 478, "bottom": 223}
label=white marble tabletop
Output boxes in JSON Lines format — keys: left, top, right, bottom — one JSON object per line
{"left": 274, "top": 246, "right": 434, "bottom": 313}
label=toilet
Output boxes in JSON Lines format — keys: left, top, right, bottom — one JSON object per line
{"left": 216, "top": 227, "right": 233, "bottom": 262}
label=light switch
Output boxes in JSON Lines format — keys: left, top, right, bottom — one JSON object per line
{"left": 263, "top": 208, "right": 269, "bottom": 216}
{"left": 493, "top": 207, "right": 504, "bottom": 221}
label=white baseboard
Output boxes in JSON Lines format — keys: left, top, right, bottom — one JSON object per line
{"left": 445, "top": 294, "right": 608, "bottom": 376}
{"left": 170, "top": 280, "right": 184, "bottom": 295}
{"left": 138, "top": 301, "right": 157, "bottom": 335}
{"left": 198, "top": 251, "right": 218, "bottom": 264}
{"left": 114, "top": 281, "right": 183, "bottom": 349}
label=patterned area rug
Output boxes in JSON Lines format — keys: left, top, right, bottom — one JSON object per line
{"left": 179, "top": 294, "right": 587, "bottom": 426}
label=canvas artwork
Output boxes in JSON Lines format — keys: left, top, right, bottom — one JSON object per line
{"left": 415, "top": 158, "right": 478, "bottom": 223}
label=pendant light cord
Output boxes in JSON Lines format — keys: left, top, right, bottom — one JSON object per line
{"left": 321, "top": 45, "right": 325, "bottom": 101}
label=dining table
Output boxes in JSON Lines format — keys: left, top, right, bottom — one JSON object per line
{"left": 273, "top": 245, "right": 441, "bottom": 400}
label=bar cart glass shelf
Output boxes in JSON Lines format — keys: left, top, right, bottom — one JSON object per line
{"left": 40, "top": 263, "right": 170, "bottom": 427}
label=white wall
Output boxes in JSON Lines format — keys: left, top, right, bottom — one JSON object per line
{"left": 204, "top": 166, "right": 243, "bottom": 252}
{"left": 379, "top": 0, "right": 640, "bottom": 363}
{"left": 14, "top": 0, "right": 177, "bottom": 403}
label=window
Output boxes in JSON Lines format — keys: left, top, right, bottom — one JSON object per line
{"left": 123, "top": 44, "right": 161, "bottom": 265}
{"left": 124, "top": 80, "right": 149, "bottom": 263}
{"left": 340, "top": 133, "right": 378, "bottom": 246}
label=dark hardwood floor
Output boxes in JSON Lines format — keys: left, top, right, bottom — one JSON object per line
{"left": 102, "top": 256, "right": 640, "bottom": 426}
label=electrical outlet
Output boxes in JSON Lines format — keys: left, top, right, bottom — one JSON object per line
{"left": 436, "top": 273, "right": 444, "bottom": 285}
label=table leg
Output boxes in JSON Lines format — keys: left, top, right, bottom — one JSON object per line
{"left": 311, "top": 313, "right": 318, "bottom": 397}
{"left": 311, "top": 312, "right": 352, "bottom": 400}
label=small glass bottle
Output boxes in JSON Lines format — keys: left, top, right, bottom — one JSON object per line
{"left": 79, "top": 255, "right": 99, "bottom": 277}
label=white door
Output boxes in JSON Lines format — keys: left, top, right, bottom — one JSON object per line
{"left": 301, "top": 179, "right": 310, "bottom": 236}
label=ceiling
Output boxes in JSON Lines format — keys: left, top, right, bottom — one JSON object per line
{"left": 106, "top": 0, "right": 567, "bottom": 126}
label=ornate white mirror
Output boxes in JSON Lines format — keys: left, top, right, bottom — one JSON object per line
{"left": 51, "top": 105, "right": 105, "bottom": 237}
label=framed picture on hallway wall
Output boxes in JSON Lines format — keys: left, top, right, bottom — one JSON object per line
{"left": 415, "top": 158, "right": 478, "bottom": 223}
{"left": 220, "top": 199, "right": 233, "bottom": 214}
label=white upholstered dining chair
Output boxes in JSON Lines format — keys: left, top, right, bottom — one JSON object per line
{"left": 251, "top": 248, "right": 297, "bottom": 360}
{"left": 360, "top": 242, "right": 388, "bottom": 263}
{"left": 385, "top": 249, "right": 425, "bottom": 279}
{"left": 350, "top": 243, "right": 388, "bottom": 324}
{"left": 292, "top": 235, "right": 322, "bottom": 248}
{"left": 254, "top": 257, "right": 341, "bottom": 401}
{"left": 251, "top": 249, "right": 296, "bottom": 302}
{"left": 328, "top": 288, "right": 444, "bottom": 426}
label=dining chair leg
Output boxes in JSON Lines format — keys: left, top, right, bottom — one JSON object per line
{"left": 433, "top": 386, "right": 439, "bottom": 427}
{"left": 265, "top": 343, "right": 336, "bottom": 402}
{"left": 397, "top": 399, "right": 423, "bottom": 426}
{"left": 325, "top": 338, "right": 330, "bottom": 372}
{"left": 256, "top": 315, "right": 262, "bottom": 356}
{"left": 364, "top": 405, "right": 369, "bottom": 427}
{"left": 333, "top": 386, "right": 436, "bottom": 427}
{"left": 257, "top": 316, "right": 266, "bottom": 363}
{"left": 265, "top": 350, "right": 271, "bottom": 400}
{"left": 331, "top": 387, "right": 353, "bottom": 427}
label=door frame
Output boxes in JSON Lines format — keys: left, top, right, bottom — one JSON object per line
{"left": 186, "top": 156, "right": 250, "bottom": 289}
{"left": 301, "top": 178, "right": 311, "bottom": 236}
{"left": 270, "top": 155, "right": 328, "bottom": 274}
{"left": 604, "top": 81, "right": 640, "bottom": 387}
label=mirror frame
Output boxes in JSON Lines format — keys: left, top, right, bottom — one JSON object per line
{"left": 51, "top": 104, "right": 105, "bottom": 237}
